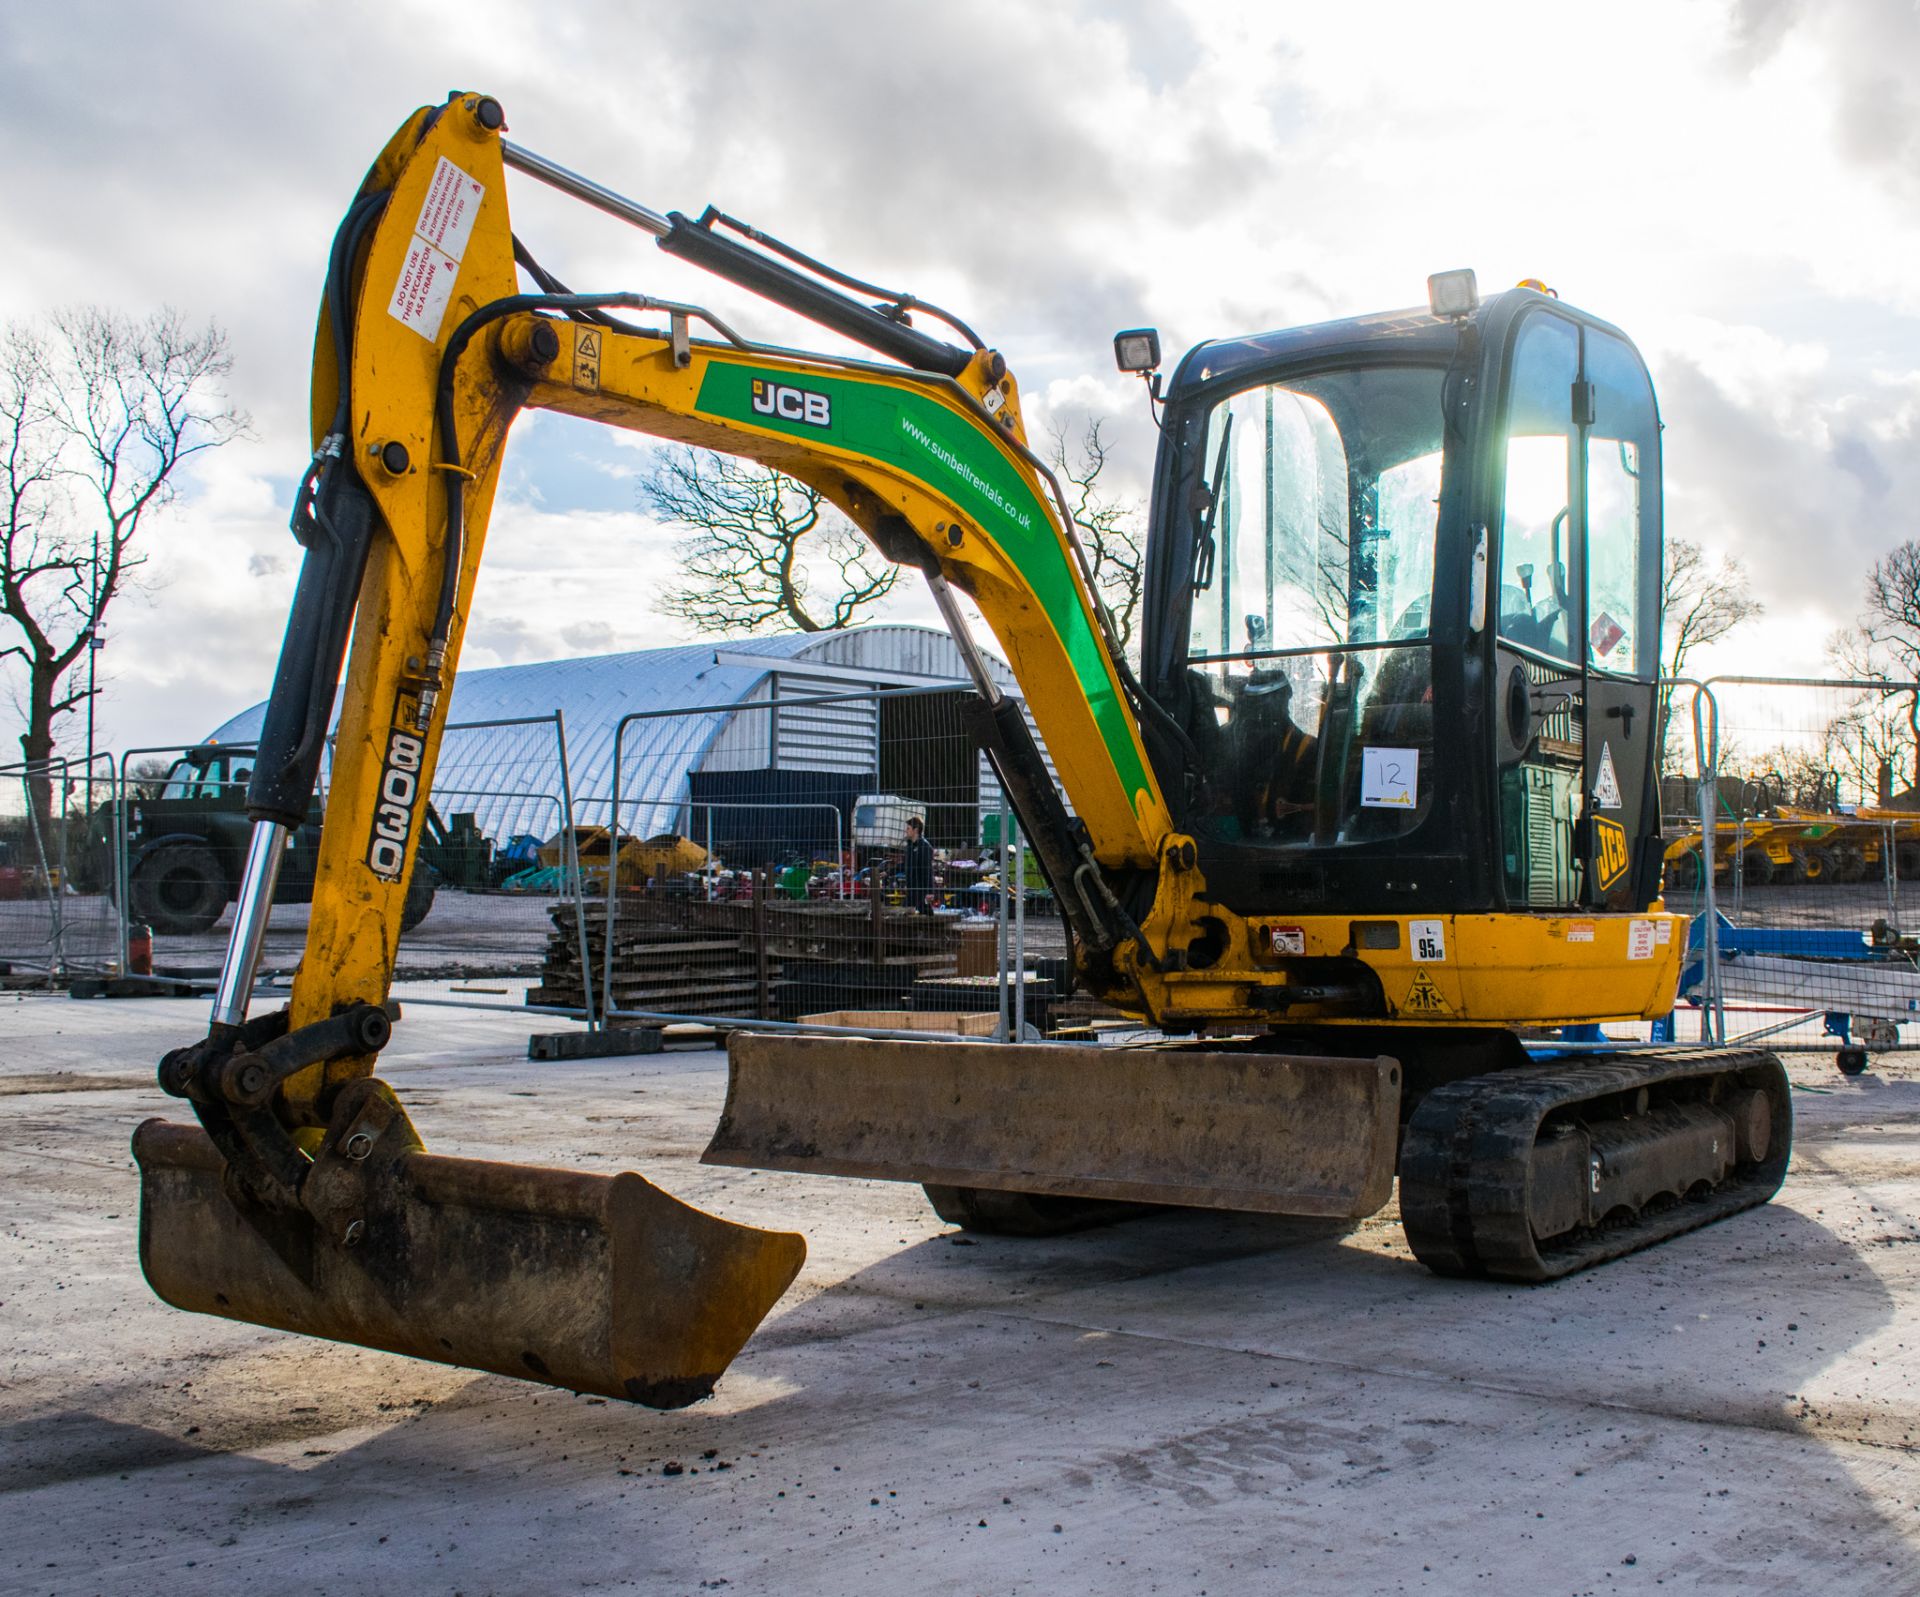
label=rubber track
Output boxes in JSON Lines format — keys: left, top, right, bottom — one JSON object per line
{"left": 1398, "top": 1048, "right": 1792, "bottom": 1283}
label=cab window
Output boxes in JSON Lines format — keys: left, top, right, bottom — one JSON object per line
{"left": 1183, "top": 364, "right": 1446, "bottom": 849}
{"left": 161, "top": 759, "right": 227, "bottom": 799}
{"left": 1496, "top": 316, "right": 1579, "bottom": 664}
{"left": 1583, "top": 330, "right": 1659, "bottom": 678}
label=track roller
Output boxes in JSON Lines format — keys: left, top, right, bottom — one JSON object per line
{"left": 1398, "top": 1048, "right": 1790, "bottom": 1282}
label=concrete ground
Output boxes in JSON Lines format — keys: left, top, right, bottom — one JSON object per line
{"left": 3, "top": 987, "right": 1917, "bottom": 1596}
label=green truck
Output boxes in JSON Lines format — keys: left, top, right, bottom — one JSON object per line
{"left": 106, "top": 744, "right": 489, "bottom": 936}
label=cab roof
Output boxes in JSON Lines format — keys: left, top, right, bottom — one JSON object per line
{"left": 1167, "top": 288, "right": 1541, "bottom": 401}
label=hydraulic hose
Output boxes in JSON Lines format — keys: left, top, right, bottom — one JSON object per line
{"left": 420, "top": 290, "right": 674, "bottom": 728}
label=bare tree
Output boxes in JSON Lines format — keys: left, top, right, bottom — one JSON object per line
{"left": 1049, "top": 419, "right": 1144, "bottom": 656}
{"left": 642, "top": 447, "right": 897, "bottom": 634}
{"left": 1819, "top": 679, "right": 1912, "bottom": 804}
{"left": 1, "top": 308, "right": 244, "bottom": 825}
{"left": 1662, "top": 538, "right": 1764, "bottom": 682}
{"left": 1828, "top": 539, "right": 1920, "bottom": 791}
{"left": 1657, "top": 536, "right": 1764, "bottom": 773}
{"left": 126, "top": 755, "right": 179, "bottom": 801}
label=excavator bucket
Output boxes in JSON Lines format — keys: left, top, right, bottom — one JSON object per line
{"left": 704, "top": 1034, "right": 1402, "bottom": 1218}
{"left": 134, "top": 1118, "right": 805, "bottom": 1407}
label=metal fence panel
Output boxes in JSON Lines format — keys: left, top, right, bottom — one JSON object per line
{"left": 0, "top": 754, "right": 120, "bottom": 977}
{"left": 108, "top": 717, "right": 592, "bottom": 1000}
{"left": 16, "top": 689, "right": 1080, "bottom": 1035}
{"left": 571, "top": 685, "right": 1070, "bottom": 1035}
{"left": 1662, "top": 676, "right": 1920, "bottom": 1056}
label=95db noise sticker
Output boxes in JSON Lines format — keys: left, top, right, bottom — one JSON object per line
{"left": 1409, "top": 920, "right": 1446, "bottom": 962}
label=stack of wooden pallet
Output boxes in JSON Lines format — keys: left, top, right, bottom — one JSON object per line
{"left": 526, "top": 903, "right": 764, "bottom": 1018}
{"left": 623, "top": 895, "right": 956, "bottom": 962}
{"left": 528, "top": 898, "right": 966, "bottom": 1019}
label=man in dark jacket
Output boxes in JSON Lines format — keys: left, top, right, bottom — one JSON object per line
{"left": 903, "top": 815, "right": 936, "bottom": 914}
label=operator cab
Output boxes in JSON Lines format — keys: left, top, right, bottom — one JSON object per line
{"left": 159, "top": 745, "right": 256, "bottom": 800}
{"left": 1138, "top": 277, "right": 1664, "bottom": 917}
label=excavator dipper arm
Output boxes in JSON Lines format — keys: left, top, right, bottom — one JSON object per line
{"left": 135, "top": 96, "right": 828, "bottom": 1406}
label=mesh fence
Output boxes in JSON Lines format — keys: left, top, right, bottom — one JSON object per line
{"left": 107, "top": 719, "right": 591, "bottom": 989}
{"left": 550, "top": 685, "right": 1070, "bottom": 1034}
{"left": 0, "top": 754, "right": 120, "bottom": 977}
{"left": 398, "top": 712, "right": 592, "bottom": 982}
{"left": 1663, "top": 676, "right": 1920, "bottom": 1054}
{"left": 31, "top": 693, "right": 1072, "bottom": 1033}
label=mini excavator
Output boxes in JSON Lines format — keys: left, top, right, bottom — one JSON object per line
{"left": 135, "top": 94, "right": 1790, "bottom": 1405}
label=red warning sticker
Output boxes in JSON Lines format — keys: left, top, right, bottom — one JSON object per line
{"left": 414, "top": 157, "right": 484, "bottom": 261}
{"left": 387, "top": 158, "right": 486, "bottom": 341}
{"left": 388, "top": 238, "right": 460, "bottom": 338}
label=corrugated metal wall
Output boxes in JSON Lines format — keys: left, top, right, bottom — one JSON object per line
{"left": 206, "top": 624, "right": 1063, "bottom": 846}
{"left": 703, "top": 672, "right": 882, "bottom": 775}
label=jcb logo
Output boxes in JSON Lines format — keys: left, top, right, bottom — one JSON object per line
{"left": 366, "top": 727, "right": 424, "bottom": 882}
{"left": 1594, "top": 816, "right": 1630, "bottom": 892}
{"left": 751, "top": 379, "right": 832, "bottom": 428}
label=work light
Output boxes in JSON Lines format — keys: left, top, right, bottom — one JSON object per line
{"left": 1113, "top": 327, "right": 1161, "bottom": 374}
{"left": 1427, "top": 269, "right": 1479, "bottom": 319}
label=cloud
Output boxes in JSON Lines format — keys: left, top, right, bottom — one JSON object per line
{"left": 1, "top": 1, "right": 1917, "bottom": 754}
{"left": 1655, "top": 328, "right": 1920, "bottom": 671}
{"left": 1725, "top": 0, "right": 1920, "bottom": 211}
{"left": 559, "top": 620, "right": 618, "bottom": 654}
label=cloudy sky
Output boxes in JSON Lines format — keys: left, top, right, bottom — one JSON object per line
{"left": 3, "top": 0, "right": 1916, "bottom": 765}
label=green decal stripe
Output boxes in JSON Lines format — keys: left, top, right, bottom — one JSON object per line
{"left": 694, "top": 364, "right": 1155, "bottom": 811}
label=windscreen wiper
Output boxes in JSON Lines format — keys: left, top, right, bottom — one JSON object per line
{"left": 1191, "top": 415, "right": 1234, "bottom": 590}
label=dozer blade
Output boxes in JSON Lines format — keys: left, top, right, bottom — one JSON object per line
{"left": 134, "top": 1119, "right": 805, "bottom": 1407}
{"left": 703, "top": 1034, "right": 1402, "bottom": 1217}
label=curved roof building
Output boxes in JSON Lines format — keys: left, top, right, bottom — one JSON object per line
{"left": 209, "top": 624, "right": 1027, "bottom": 849}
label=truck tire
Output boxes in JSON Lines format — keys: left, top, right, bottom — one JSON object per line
{"left": 1897, "top": 841, "right": 1920, "bottom": 881}
{"left": 130, "top": 843, "right": 228, "bottom": 935}
{"left": 400, "top": 872, "right": 436, "bottom": 933}
{"left": 1828, "top": 843, "right": 1868, "bottom": 884}
{"left": 1664, "top": 851, "right": 1703, "bottom": 892}
{"left": 1787, "top": 845, "right": 1827, "bottom": 884}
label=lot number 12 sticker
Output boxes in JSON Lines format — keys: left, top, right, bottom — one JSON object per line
{"left": 1409, "top": 919, "right": 1446, "bottom": 962}
{"left": 1361, "top": 747, "right": 1418, "bottom": 809}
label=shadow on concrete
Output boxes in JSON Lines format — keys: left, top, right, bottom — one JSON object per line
{"left": 5, "top": 1189, "right": 1908, "bottom": 1597}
